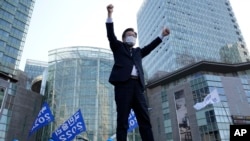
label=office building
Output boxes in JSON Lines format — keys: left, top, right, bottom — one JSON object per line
{"left": 146, "top": 61, "right": 250, "bottom": 141}
{"left": 0, "top": 70, "right": 43, "bottom": 141}
{"left": 41, "top": 46, "right": 115, "bottom": 141}
{"left": 220, "top": 42, "right": 250, "bottom": 64}
{"left": 24, "top": 59, "right": 48, "bottom": 89}
{"left": 137, "top": 0, "right": 248, "bottom": 78}
{"left": 0, "top": 0, "right": 35, "bottom": 76}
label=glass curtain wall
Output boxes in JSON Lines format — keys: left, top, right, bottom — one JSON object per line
{"left": 137, "top": 0, "right": 246, "bottom": 78}
{"left": 191, "top": 75, "right": 231, "bottom": 141}
{"left": 42, "top": 46, "right": 115, "bottom": 141}
{"left": 0, "top": 0, "right": 35, "bottom": 75}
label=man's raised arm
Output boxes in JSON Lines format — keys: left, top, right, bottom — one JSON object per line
{"left": 106, "top": 4, "right": 119, "bottom": 50}
{"left": 107, "top": 4, "right": 113, "bottom": 22}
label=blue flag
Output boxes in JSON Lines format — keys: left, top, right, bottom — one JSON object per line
{"left": 52, "top": 109, "right": 86, "bottom": 141}
{"left": 29, "top": 102, "right": 54, "bottom": 136}
{"left": 127, "top": 109, "right": 138, "bottom": 132}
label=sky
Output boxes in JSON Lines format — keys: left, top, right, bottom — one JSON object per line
{"left": 19, "top": 0, "right": 250, "bottom": 70}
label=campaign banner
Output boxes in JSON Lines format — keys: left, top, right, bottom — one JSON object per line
{"left": 127, "top": 109, "right": 138, "bottom": 132}
{"left": 174, "top": 90, "right": 191, "bottom": 140}
{"left": 29, "top": 102, "right": 54, "bottom": 136}
{"left": 193, "top": 89, "right": 220, "bottom": 110}
{"left": 52, "top": 109, "right": 86, "bottom": 141}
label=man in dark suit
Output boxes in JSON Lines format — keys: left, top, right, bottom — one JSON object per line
{"left": 106, "top": 4, "right": 170, "bottom": 141}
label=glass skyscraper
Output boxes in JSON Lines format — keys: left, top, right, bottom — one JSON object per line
{"left": 0, "top": 0, "right": 35, "bottom": 75}
{"left": 137, "top": 0, "right": 248, "bottom": 78}
{"left": 42, "top": 46, "right": 115, "bottom": 141}
{"left": 0, "top": 1, "right": 41, "bottom": 140}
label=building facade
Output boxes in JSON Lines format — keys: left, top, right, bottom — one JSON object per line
{"left": 24, "top": 59, "right": 48, "bottom": 89}
{"left": 0, "top": 0, "right": 36, "bottom": 76}
{"left": 146, "top": 61, "right": 250, "bottom": 141}
{"left": 41, "top": 46, "right": 115, "bottom": 141}
{"left": 137, "top": 0, "right": 247, "bottom": 78}
{"left": 220, "top": 42, "right": 250, "bottom": 64}
{"left": 0, "top": 70, "right": 43, "bottom": 141}
{"left": 0, "top": 1, "right": 42, "bottom": 140}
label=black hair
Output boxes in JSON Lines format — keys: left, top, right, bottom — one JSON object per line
{"left": 122, "top": 28, "right": 137, "bottom": 39}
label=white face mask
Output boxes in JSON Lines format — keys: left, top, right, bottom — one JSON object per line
{"left": 125, "top": 36, "right": 136, "bottom": 47}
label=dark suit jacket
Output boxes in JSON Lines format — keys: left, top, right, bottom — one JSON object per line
{"left": 106, "top": 22, "right": 162, "bottom": 87}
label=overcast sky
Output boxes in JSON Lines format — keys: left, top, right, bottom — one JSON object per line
{"left": 19, "top": 0, "right": 250, "bottom": 70}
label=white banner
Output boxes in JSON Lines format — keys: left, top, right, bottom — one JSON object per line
{"left": 193, "top": 89, "right": 220, "bottom": 110}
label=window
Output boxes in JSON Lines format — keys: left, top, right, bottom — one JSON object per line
{"left": 0, "top": 29, "right": 9, "bottom": 37}
{"left": 241, "top": 44, "right": 245, "bottom": 48}
{"left": 206, "top": 110, "right": 216, "bottom": 124}
{"left": 244, "top": 51, "right": 248, "bottom": 56}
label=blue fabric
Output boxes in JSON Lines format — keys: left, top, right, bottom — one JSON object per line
{"left": 127, "top": 109, "right": 138, "bottom": 132}
{"left": 29, "top": 102, "right": 54, "bottom": 136}
{"left": 51, "top": 109, "right": 86, "bottom": 141}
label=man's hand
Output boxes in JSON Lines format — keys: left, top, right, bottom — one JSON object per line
{"left": 162, "top": 27, "right": 170, "bottom": 37}
{"left": 107, "top": 4, "right": 114, "bottom": 18}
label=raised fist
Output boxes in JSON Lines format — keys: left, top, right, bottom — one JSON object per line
{"left": 107, "top": 4, "right": 114, "bottom": 14}
{"left": 162, "top": 28, "right": 170, "bottom": 37}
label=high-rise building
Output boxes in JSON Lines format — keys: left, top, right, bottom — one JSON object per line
{"left": 220, "top": 42, "right": 250, "bottom": 64}
{"left": 41, "top": 46, "right": 115, "bottom": 141}
{"left": 0, "top": 1, "right": 43, "bottom": 140}
{"left": 137, "top": 0, "right": 248, "bottom": 78}
{"left": 24, "top": 59, "right": 48, "bottom": 89}
{"left": 146, "top": 61, "right": 250, "bottom": 141}
{"left": 0, "top": 0, "right": 35, "bottom": 76}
